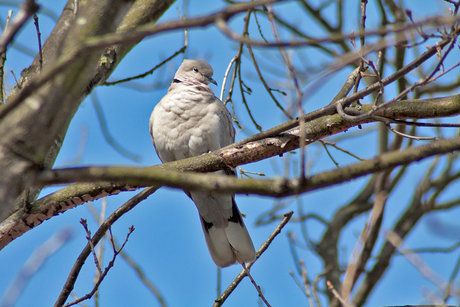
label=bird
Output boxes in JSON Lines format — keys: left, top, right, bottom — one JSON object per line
{"left": 149, "top": 59, "right": 256, "bottom": 267}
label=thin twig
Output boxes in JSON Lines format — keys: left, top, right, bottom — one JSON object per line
{"left": 319, "top": 140, "right": 366, "bottom": 162}
{"left": 80, "top": 219, "right": 103, "bottom": 274}
{"left": 267, "top": 4, "right": 304, "bottom": 179}
{"left": 103, "top": 46, "right": 187, "bottom": 86}
{"left": 0, "top": 0, "right": 39, "bottom": 54}
{"left": 64, "top": 226, "right": 135, "bottom": 307}
{"left": 220, "top": 56, "right": 237, "bottom": 102}
{"left": 222, "top": 9, "right": 252, "bottom": 130}
{"left": 32, "top": 13, "right": 42, "bottom": 72}
{"left": 0, "top": 10, "right": 13, "bottom": 106}
{"left": 54, "top": 186, "right": 158, "bottom": 307}
{"left": 386, "top": 230, "right": 447, "bottom": 291}
{"left": 299, "top": 260, "right": 315, "bottom": 307}
{"left": 91, "top": 92, "right": 142, "bottom": 162}
{"left": 443, "top": 251, "right": 460, "bottom": 303}
{"left": 213, "top": 211, "right": 293, "bottom": 307}
{"left": 384, "top": 121, "right": 436, "bottom": 141}
{"left": 246, "top": 42, "right": 292, "bottom": 119}
{"left": 235, "top": 254, "right": 271, "bottom": 307}
{"left": 235, "top": 10, "right": 262, "bottom": 132}
{"left": 381, "top": 118, "right": 460, "bottom": 128}
{"left": 341, "top": 190, "right": 387, "bottom": 302}
{"left": 93, "top": 198, "right": 107, "bottom": 306}
{"left": 9, "top": 69, "right": 18, "bottom": 87}
{"left": 327, "top": 280, "right": 355, "bottom": 307}
{"left": 320, "top": 140, "right": 340, "bottom": 169}
{"left": 238, "top": 166, "right": 266, "bottom": 178}
{"left": 336, "top": 35, "right": 459, "bottom": 122}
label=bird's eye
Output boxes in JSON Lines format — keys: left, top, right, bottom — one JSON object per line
{"left": 193, "top": 68, "right": 198, "bottom": 73}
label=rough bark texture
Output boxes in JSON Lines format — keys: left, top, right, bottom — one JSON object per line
{"left": 0, "top": 0, "right": 176, "bottom": 221}
{"left": 1, "top": 94, "right": 459, "bottom": 250}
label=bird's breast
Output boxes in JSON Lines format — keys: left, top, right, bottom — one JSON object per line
{"left": 151, "top": 87, "right": 222, "bottom": 162}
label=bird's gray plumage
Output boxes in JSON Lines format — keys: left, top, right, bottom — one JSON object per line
{"left": 149, "top": 59, "right": 255, "bottom": 267}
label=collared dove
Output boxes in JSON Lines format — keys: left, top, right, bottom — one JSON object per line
{"left": 149, "top": 59, "right": 256, "bottom": 267}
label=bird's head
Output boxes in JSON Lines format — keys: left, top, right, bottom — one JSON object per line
{"left": 174, "top": 59, "right": 217, "bottom": 86}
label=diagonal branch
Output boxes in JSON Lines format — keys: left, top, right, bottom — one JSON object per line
{"left": 0, "top": 0, "right": 137, "bottom": 221}
{"left": 1, "top": 94, "right": 459, "bottom": 251}
{"left": 0, "top": 0, "right": 39, "bottom": 54}
{"left": 213, "top": 211, "right": 293, "bottom": 307}
{"left": 54, "top": 186, "right": 157, "bottom": 307}
{"left": 33, "top": 132, "right": 460, "bottom": 198}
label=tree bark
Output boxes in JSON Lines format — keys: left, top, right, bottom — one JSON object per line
{"left": 0, "top": 0, "right": 176, "bottom": 221}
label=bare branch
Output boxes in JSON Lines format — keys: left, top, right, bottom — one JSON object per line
{"left": 63, "top": 226, "right": 134, "bottom": 307}
{"left": 0, "top": 0, "right": 39, "bottom": 54}
{"left": 33, "top": 118, "right": 460, "bottom": 198}
{"left": 213, "top": 211, "right": 293, "bottom": 306}
{"left": 54, "top": 186, "right": 156, "bottom": 307}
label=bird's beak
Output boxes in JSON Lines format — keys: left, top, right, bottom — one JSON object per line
{"left": 208, "top": 77, "right": 217, "bottom": 86}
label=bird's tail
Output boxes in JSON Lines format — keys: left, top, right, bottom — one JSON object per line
{"left": 199, "top": 198, "right": 255, "bottom": 268}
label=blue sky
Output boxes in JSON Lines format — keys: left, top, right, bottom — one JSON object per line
{"left": 1, "top": 0, "right": 460, "bottom": 306}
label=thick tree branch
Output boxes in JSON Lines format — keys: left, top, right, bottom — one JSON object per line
{"left": 54, "top": 186, "right": 157, "bottom": 307}
{"left": 0, "top": 0, "right": 137, "bottom": 221}
{"left": 1, "top": 94, "right": 459, "bottom": 250}
{"left": 1, "top": 0, "right": 455, "bottom": 224}
{"left": 2, "top": 1, "right": 460, "bottom": 306}
{"left": 86, "top": 12, "right": 459, "bottom": 49}
{"left": 0, "top": 0, "right": 177, "bottom": 222}
{"left": 34, "top": 132, "right": 460, "bottom": 196}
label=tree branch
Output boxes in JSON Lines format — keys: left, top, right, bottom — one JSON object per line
{"left": 1, "top": 94, "right": 459, "bottom": 250}
{"left": 54, "top": 186, "right": 157, "bottom": 307}
{"left": 0, "top": 0, "right": 136, "bottom": 221}
{"left": 0, "top": 0, "right": 39, "bottom": 54}
{"left": 33, "top": 131, "right": 460, "bottom": 197}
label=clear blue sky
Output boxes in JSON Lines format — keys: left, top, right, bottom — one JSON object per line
{"left": 1, "top": 0, "right": 460, "bottom": 306}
